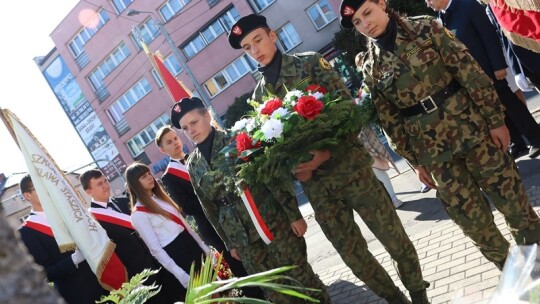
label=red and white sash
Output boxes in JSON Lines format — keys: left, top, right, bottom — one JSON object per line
{"left": 89, "top": 207, "right": 134, "bottom": 230}
{"left": 239, "top": 187, "right": 274, "bottom": 245}
{"left": 22, "top": 213, "right": 54, "bottom": 237}
{"left": 165, "top": 161, "right": 191, "bottom": 182}
{"left": 134, "top": 206, "right": 187, "bottom": 230}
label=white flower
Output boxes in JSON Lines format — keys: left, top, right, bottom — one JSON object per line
{"left": 246, "top": 118, "right": 256, "bottom": 132}
{"left": 261, "top": 118, "right": 284, "bottom": 140}
{"left": 271, "top": 107, "right": 289, "bottom": 119}
{"left": 284, "top": 90, "right": 303, "bottom": 102}
{"left": 310, "top": 92, "right": 324, "bottom": 100}
{"left": 231, "top": 118, "right": 249, "bottom": 132}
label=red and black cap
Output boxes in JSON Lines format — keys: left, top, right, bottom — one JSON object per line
{"left": 228, "top": 14, "right": 269, "bottom": 49}
{"left": 340, "top": 0, "right": 367, "bottom": 29}
{"left": 170, "top": 97, "right": 205, "bottom": 129}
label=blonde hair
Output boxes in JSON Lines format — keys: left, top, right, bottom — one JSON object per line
{"left": 125, "top": 162, "right": 181, "bottom": 218}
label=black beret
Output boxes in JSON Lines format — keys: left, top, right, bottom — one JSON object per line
{"left": 228, "top": 14, "right": 269, "bottom": 49}
{"left": 170, "top": 97, "right": 205, "bottom": 129}
{"left": 340, "top": 0, "right": 366, "bottom": 29}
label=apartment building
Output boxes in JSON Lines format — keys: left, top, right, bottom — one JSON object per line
{"left": 36, "top": 0, "right": 344, "bottom": 179}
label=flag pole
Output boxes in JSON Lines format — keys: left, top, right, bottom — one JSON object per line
{"left": 0, "top": 106, "right": 19, "bottom": 149}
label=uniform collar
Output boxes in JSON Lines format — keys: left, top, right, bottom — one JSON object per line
{"left": 91, "top": 199, "right": 108, "bottom": 208}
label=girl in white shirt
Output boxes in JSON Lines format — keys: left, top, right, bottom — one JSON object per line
{"left": 125, "top": 162, "right": 211, "bottom": 301}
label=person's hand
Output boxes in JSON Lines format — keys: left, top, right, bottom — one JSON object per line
{"left": 515, "top": 73, "right": 534, "bottom": 92}
{"left": 415, "top": 166, "right": 437, "bottom": 190}
{"left": 230, "top": 248, "right": 241, "bottom": 261}
{"left": 290, "top": 218, "right": 308, "bottom": 237}
{"left": 489, "top": 125, "right": 511, "bottom": 151}
{"left": 294, "top": 170, "right": 313, "bottom": 182}
{"left": 294, "top": 150, "right": 331, "bottom": 181}
{"left": 494, "top": 68, "right": 507, "bottom": 80}
{"left": 71, "top": 248, "right": 86, "bottom": 267}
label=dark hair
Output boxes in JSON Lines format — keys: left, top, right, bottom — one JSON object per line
{"left": 155, "top": 125, "right": 175, "bottom": 148}
{"left": 19, "top": 174, "right": 34, "bottom": 194}
{"left": 124, "top": 162, "right": 180, "bottom": 217}
{"left": 79, "top": 169, "right": 104, "bottom": 190}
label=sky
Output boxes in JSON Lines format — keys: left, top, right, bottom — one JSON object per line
{"left": 0, "top": 1, "right": 93, "bottom": 176}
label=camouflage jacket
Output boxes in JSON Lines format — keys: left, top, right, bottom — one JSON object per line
{"left": 187, "top": 130, "right": 303, "bottom": 250}
{"left": 253, "top": 52, "right": 373, "bottom": 197}
{"left": 362, "top": 16, "right": 505, "bottom": 167}
{"left": 252, "top": 52, "right": 352, "bottom": 102}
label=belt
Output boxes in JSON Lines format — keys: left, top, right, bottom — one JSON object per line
{"left": 214, "top": 194, "right": 237, "bottom": 207}
{"left": 400, "top": 80, "right": 462, "bottom": 117}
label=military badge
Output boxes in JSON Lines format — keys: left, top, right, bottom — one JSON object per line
{"left": 232, "top": 25, "right": 242, "bottom": 36}
{"left": 319, "top": 58, "right": 332, "bottom": 70}
{"left": 444, "top": 27, "right": 455, "bottom": 39}
{"left": 342, "top": 6, "right": 355, "bottom": 16}
{"left": 173, "top": 104, "right": 181, "bottom": 113}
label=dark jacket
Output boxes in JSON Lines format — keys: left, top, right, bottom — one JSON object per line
{"left": 19, "top": 220, "right": 106, "bottom": 304}
{"left": 439, "top": 0, "right": 507, "bottom": 80}
{"left": 90, "top": 197, "right": 158, "bottom": 278}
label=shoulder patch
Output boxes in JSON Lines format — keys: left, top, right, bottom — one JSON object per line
{"left": 319, "top": 57, "right": 332, "bottom": 70}
{"left": 295, "top": 51, "right": 317, "bottom": 57}
{"left": 443, "top": 27, "right": 456, "bottom": 39}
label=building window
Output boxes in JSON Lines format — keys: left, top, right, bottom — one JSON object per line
{"left": 126, "top": 113, "right": 171, "bottom": 157}
{"left": 68, "top": 10, "right": 110, "bottom": 58}
{"left": 181, "top": 6, "right": 240, "bottom": 59}
{"left": 107, "top": 78, "right": 152, "bottom": 125}
{"left": 88, "top": 42, "right": 131, "bottom": 90}
{"left": 160, "top": 0, "right": 191, "bottom": 22}
{"left": 132, "top": 19, "right": 160, "bottom": 50}
{"left": 250, "top": 0, "right": 275, "bottom": 12}
{"left": 276, "top": 23, "right": 301, "bottom": 52}
{"left": 112, "top": 0, "right": 134, "bottom": 14}
{"left": 204, "top": 54, "right": 257, "bottom": 97}
{"left": 306, "top": 0, "right": 337, "bottom": 30}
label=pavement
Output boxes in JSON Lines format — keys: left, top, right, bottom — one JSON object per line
{"left": 299, "top": 93, "right": 540, "bottom": 304}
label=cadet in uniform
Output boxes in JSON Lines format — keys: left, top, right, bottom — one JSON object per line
{"left": 340, "top": 0, "right": 540, "bottom": 272}
{"left": 170, "top": 97, "right": 330, "bottom": 303}
{"left": 228, "top": 14, "right": 429, "bottom": 304}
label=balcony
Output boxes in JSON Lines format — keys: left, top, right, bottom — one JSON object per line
{"left": 114, "top": 118, "right": 130, "bottom": 136}
{"left": 75, "top": 51, "right": 90, "bottom": 70}
{"left": 96, "top": 86, "right": 110, "bottom": 103}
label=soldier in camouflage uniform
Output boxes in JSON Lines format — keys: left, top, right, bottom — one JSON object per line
{"left": 228, "top": 14, "right": 429, "bottom": 304}
{"left": 169, "top": 97, "right": 330, "bottom": 303}
{"left": 340, "top": 0, "right": 540, "bottom": 272}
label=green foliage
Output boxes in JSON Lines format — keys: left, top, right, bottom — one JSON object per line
{"left": 97, "top": 269, "right": 160, "bottom": 304}
{"left": 332, "top": 29, "right": 367, "bottom": 67}
{"left": 184, "top": 254, "right": 321, "bottom": 303}
{"left": 225, "top": 91, "right": 254, "bottom": 128}
{"left": 387, "top": 0, "right": 435, "bottom": 16}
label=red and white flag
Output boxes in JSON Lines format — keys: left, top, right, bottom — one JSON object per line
{"left": 141, "top": 41, "right": 191, "bottom": 102}
{"left": 1, "top": 109, "right": 127, "bottom": 290}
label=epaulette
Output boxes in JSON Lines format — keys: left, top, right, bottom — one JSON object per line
{"left": 409, "top": 15, "right": 436, "bottom": 21}
{"left": 294, "top": 51, "right": 317, "bottom": 57}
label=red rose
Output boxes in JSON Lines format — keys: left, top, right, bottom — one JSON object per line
{"left": 260, "top": 98, "right": 283, "bottom": 115}
{"left": 305, "top": 84, "right": 328, "bottom": 94}
{"left": 293, "top": 95, "right": 324, "bottom": 120}
{"left": 236, "top": 132, "right": 261, "bottom": 160}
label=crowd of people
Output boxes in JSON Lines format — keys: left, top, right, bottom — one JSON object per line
{"left": 16, "top": 0, "right": 540, "bottom": 303}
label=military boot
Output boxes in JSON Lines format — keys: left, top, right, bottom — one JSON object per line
{"left": 385, "top": 288, "right": 411, "bottom": 304}
{"left": 410, "top": 289, "right": 430, "bottom": 304}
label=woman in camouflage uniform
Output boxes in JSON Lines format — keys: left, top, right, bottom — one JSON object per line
{"left": 340, "top": 0, "right": 540, "bottom": 272}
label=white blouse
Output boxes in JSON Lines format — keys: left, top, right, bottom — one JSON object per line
{"left": 131, "top": 197, "right": 210, "bottom": 287}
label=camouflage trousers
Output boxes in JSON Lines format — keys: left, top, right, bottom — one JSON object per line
{"left": 426, "top": 138, "right": 540, "bottom": 267}
{"left": 238, "top": 220, "right": 331, "bottom": 303}
{"left": 302, "top": 166, "right": 426, "bottom": 299}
